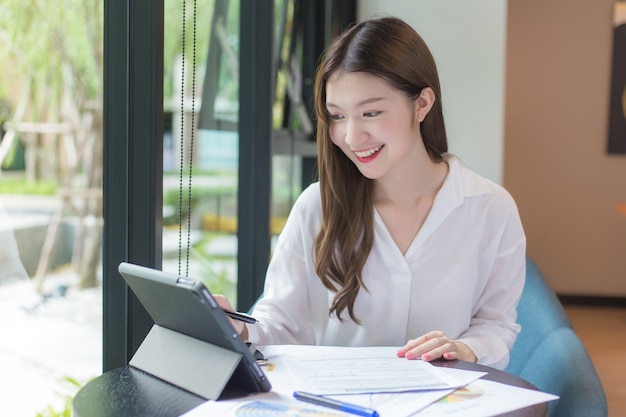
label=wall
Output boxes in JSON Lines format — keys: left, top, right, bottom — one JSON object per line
{"left": 505, "top": 0, "right": 626, "bottom": 296}
{"left": 358, "top": 0, "right": 508, "bottom": 183}
{"left": 358, "top": 0, "right": 626, "bottom": 295}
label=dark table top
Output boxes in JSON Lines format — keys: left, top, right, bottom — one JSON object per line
{"left": 73, "top": 360, "right": 547, "bottom": 417}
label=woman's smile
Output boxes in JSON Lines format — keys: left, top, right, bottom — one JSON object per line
{"left": 354, "top": 145, "right": 384, "bottom": 162}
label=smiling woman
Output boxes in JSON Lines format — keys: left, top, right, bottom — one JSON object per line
{"left": 212, "top": 16, "right": 528, "bottom": 372}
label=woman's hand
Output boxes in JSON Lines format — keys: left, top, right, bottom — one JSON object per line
{"left": 213, "top": 294, "right": 249, "bottom": 340}
{"left": 397, "top": 330, "right": 477, "bottom": 363}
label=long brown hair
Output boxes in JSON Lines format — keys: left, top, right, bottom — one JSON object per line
{"left": 313, "top": 17, "right": 448, "bottom": 322}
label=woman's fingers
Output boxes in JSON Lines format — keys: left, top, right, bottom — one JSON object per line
{"left": 212, "top": 294, "right": 234, "bottom": 310}
{"left": 212, "top": 294, "right": 245, "bottom": 334}
{"left": 397, "top": 330, "right": 476, "bottom": 363}
{"left": 397, "top": 330, "right": 446, "bottom": 358}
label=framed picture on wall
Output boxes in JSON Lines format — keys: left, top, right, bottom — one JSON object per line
{"left": 608, "top": 2, "right": 626, "bottom": 154}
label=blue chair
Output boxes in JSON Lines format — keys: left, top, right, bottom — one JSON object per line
{"left": 505, "top": 258, "right": 608, "bottom": 417}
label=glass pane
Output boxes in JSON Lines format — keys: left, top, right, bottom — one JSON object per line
{"left": 163, "top": 0, "right": 240, "bottom": 306}
{"left": 0, "top": 1, "right": 103, "bottom": 414}
{"left": 271, "top": 0, "right": 311, "bottom": 241}
{"left": 272, "top": 154, "right": 302, "bottom": 237}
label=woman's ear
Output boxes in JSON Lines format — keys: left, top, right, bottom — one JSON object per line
{"left": 415, "top": 87, "right": 436, "bottom": 121}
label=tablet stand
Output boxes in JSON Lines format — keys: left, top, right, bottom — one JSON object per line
{"left": 129, "top": 324, "right": 243, "bottom": 400}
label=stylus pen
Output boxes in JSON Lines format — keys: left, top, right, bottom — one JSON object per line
{"left": 223, "top": 309, "right": 258, "bottom": 324}
{"left": 293, "top": 391, "right": 379, "bottom": 417}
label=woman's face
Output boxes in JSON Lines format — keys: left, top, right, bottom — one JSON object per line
{"left": 325, "top": 71, "right": 423, "bottom": 180}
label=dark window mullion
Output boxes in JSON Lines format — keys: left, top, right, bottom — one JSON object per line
{"left": 237, "top": 0, "right": 274, "bottom": 311}
{"left": 103, "top": 0, "right": 164, "bottom": 372}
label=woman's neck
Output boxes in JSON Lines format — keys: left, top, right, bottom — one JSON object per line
{"left": 374, "top": 156, "right": 449, "bottom": 207}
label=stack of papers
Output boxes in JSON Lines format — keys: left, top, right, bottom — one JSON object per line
{"left": 181, "top": 345, "right": 558, "bottom": 417}
{"left": 280, "top": 345, "right": 477, "bottom": 394}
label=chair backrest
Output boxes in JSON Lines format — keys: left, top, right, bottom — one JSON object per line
{"left": 506, "top": 258, "right": 608, "bottom": 417}
{"left": 506, "top": 258, "right": 572, "bottom": 375}
{"left": 518, "top": 327, "right": 608, "bottom": 417}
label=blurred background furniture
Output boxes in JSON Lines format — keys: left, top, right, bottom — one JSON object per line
{"left": 505, "top": 257, "right": 608, "bottom": 417}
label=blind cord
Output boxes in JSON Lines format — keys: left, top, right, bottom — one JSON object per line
{"left": 178, "top": 0, "right": 198, "bottom": 277}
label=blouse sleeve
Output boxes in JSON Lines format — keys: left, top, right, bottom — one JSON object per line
{"left": 456, "top": 191, "right": 527, "bottom": 370}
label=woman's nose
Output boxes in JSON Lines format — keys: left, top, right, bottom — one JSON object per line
{"left": 344, "top": 120, "right": 367, "bottom": 147}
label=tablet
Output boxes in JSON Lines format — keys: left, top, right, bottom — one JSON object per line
{"left": 118, "top": 261, "right": 271, "bottom": 398}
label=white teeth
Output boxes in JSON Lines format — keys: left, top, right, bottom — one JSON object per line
{"left": 354, "top": 146, "right": 382, "bottom": 158}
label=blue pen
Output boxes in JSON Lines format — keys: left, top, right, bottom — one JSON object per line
{"left": 293, "top": 391, "right": 379, "bottom": 417}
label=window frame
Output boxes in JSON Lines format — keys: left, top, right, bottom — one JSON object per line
{"left": 102, "top": 0, "right": 355, "bottom": 372}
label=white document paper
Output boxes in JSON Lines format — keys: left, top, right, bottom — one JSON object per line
{"left": 416, "top": 378, "right": 559, "bottom": 416}
{"left": 180, "top": 369, "right": 557, "bottom": 417}
{"left": 180, "top": 372, "right": 471, "bottom": 417}
{"left": 273, "top": 344, "right": 468, "bottom": 394}
{"left": 324, "top": 367, "right": 483, "bottom": 416}
{"left": 181, "top": 393, "right": 351, "bottom": 417}
{"left": 179, "top": 345, "right": 558, "bottom": 417}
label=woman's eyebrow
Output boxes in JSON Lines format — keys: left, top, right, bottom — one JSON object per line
{"left": 356, "top": 97, "right": 385, "bottom": 107}
{"left": 326, "top": 97, "right": 385, "bottom": 109}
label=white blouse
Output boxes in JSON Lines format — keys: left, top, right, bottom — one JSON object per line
{"left": 247, "top": 155, "right": 526, "bottom": 369}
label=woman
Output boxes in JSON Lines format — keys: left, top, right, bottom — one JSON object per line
{"left": 218, "top": 16, "right": 525, "bottom": 370}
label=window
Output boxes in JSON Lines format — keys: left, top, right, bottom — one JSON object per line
{"left": 102, "top": 0, "right": 355, "bottom": 372}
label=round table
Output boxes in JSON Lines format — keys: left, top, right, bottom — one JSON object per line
{"left": 73, "top": 360, "right": 548, "bottom": 417}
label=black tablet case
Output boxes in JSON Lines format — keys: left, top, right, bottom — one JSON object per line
{"left": 118, "top": 262, "right": 271, "bottom": 400}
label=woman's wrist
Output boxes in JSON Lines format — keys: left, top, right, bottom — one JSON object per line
{"left": 456, "top": 341, "right": 477, "bottom": 363}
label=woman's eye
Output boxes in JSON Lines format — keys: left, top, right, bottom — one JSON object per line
{"left": 363, "top": 111, "right": 381, "bottom": 118}
{"left": 329, "top": 114, "right": 344, "bottom": 121}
